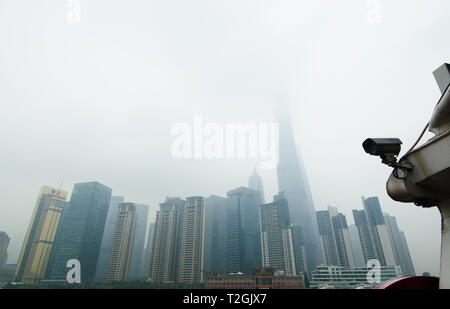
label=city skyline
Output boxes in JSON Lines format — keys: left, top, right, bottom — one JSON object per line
{"left": 1, "top": 0, "right": 448, "bottom": 279}
{"left": 2, "top": 175, "right": 419, "bottom": 285}
{"left": 1, "top": 174, "right": 432, "bottom": 277}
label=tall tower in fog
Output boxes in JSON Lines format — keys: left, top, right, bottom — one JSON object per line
{"left": 248, "top": 168, "right": 265, "bottom": 204}
{"left": 276, "top": 102, "right": 323, "bottom": 273}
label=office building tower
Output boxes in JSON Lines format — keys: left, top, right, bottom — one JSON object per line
{"left": 149, "top": 197, "right": 184, "bottom": 283}
{"left": 316, "top": 207, "right": 355, "bottom": 268}
{"left": 248, "top": 168, "right": 265, "bottom": 204}
{"left": 96, "top": 196, "right": 125, "bottom": 281}
{"left": 291, "top": 226, "right": 308, "bottom": 275}
{"left": 348, "top": 224, "right": 366, "bottom": 267}
{"left": 106, "top": 203, "right": 136, "bottom": 281}
{"left": 316, "top": 210, "right": 339, "bottom": 267}
{"left": 276, "top": 103, "right": 323, "bottom": 273}
{"left": 352, "top": 197, "right": 396, "bottom": 267}
{"left": 178, "top": 196, "right": 205, "bottom": 284}
{"left": 46, "top": 181, "right": 112, "bottom": 283}
{"left": 330, "top": 209, "right": 355, "bottom": 268}
{"left": 128, "top": 203, "right": 149, "bottom": 281}
{"left": 399, "top": 232, "right": 415, "bottom": 275}
{"left": 260, "top": 193, "right": 296, "bottom": 275}
{"left": 142, "top": 222, "right": 155, "bottom": 280}
{"left": 14, "top": 186, "right": 68, "bottom": 284}
{"left": 0, "top": 232, "right": 10, "bottom": 268}
{"left": 204, "top": 195, "right": 228, "bottom": 278}
{"left": 226, "top": 187, "right": 262, "bottom": 275}
{"left": 384, "top": 214, "right": 416, "bottom": 276}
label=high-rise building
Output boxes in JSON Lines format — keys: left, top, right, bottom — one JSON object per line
{"left": 142, "top": 222, "right": 155, "bottom": 280}
{"left": 260, "top": 193, "right": 296, "bottom": 276}
{"left": 204, "top": 195, "right": 228, "bottom": 278}
{"left": 226, "top": 187, "right": 262, "bottom": 275}
{"left": 149, "top": 197, "right": 184, "bottom": 283}
{"left": 128, "top": 204, "right": 149, "bottom": 281}
{"left": 291, "top": 226, "right": 308, "bottom": 275}
{"left": 106, "top": 203, "right": 136, "bottom": 282}
{"left": 316, "top": 207, "right": 355, "bottom": 268}
{"left": 0, "top": 232, "right": 10, "bottom": 268}
{"left": 384, "top": 214, "right": 416, "bottom": 276}
{"left": 14, "top": 186, "right": 68, "bottom": 284}
{"left": 348, "top": 224, "right": 365, "bottom": 267}
{"left": 276, "top": 103, "right": 323, "bottom": 273}
{"left": 95, "top": 196, "right": 125, "bottom": 282}
{"left": 399, "top": 232, "right": 415, "bottom": 276}
{"left": 178, "top": 196, "right": 205, "bottom": 285}
{"left": 46, "top": 181, "right": 112, "bottom": 283}
{"left": 352, "top": 197, "right": 396, "bottom": 267}
{"left": 248, "top": 168, "right": 265, "bottom": 204}
{"left": 331, "top": 212, "right": 355, "bottom": 269}
{"left": 316, "top": 210, "right": 339, "bottom": 267}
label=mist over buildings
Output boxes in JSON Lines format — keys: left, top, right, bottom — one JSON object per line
{"left": 1, "top": 0, "right": 449, "bottom": 276}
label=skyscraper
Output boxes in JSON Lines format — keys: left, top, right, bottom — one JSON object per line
{"left": 260, "top": 193, "right": 296, "bottom": 275}
{"left": 348, "top": 224, "right": 366, "bottom": 267}
{"left": 384, "top": 214, "right": 416, "bottom": 276}
{"left": 204, "top": 195, "right": 228, "bottom": 277}
{"left": 142, "top": 222, "right": 155, "bottom": 280}
{"left": 46, "top": 181, "right": 112, "bottom": 283}
{"left": 316, "top": 210, "right": 339, "bottom": 267}
{"left": 178, "top": 196, "right": 205, "bottom": 284}
{"left": 291, "top": 226, "right": 308, "bottom": 275}
{"left": 128, "top": 203, "right": 149, "bottom": 281}
{"left": 149, "top": 197, "right": 184, "bottom": 283}
{"left": 316, "top": 206, "right": 355, "bottom": 268}
{"left": 95, "top": 195, "right": 125, "bottom": 282}
{"left": 276, "top": 103, "right": 323, "bottom": 273}
{"left": 352, "top": 197, "right": 396, "bottom": 267}
{"left": 106, "top": 203, "right": 136, "bottom": 282}
{"left": 226, "top": 187, "right": 262, "bottom": 275}
{"left": 0, "top": 232, "right": 10, "bottom": 268}
{"left": 248, "top": 168, "right": 265, "bottom": 204}
{"left": 331, "top": 211, "right": 355, "bottom": 269}
{"left": 15, "top": 186, "right": 68, "bottom": 284}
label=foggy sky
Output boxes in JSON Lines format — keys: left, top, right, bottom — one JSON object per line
{"left": 1, "top": 0, "right": 449, "bottom": 276}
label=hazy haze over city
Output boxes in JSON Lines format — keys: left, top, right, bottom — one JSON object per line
{"left": 1, "top": 0, "right": 449, "bottom": 276}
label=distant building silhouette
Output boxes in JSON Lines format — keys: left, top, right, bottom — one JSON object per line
{"left": 248, "top": 168, "right": 265, "bottom": 204}
{"left": 142, "top": 222, "right": 155, "bottom": 280}
{"left": 0, "top": 232, "right": 10, "bottom": 268}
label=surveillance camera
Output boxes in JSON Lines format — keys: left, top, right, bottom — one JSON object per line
{"left": 362, "top": 138, "right": 402, "bottom": 157}
{"left": 362, "top": 138, "right": 412, "bottom": 179}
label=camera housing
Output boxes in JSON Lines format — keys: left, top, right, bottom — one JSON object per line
{"left": 362, "top": 138, "right": 402, "bottom": 157}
